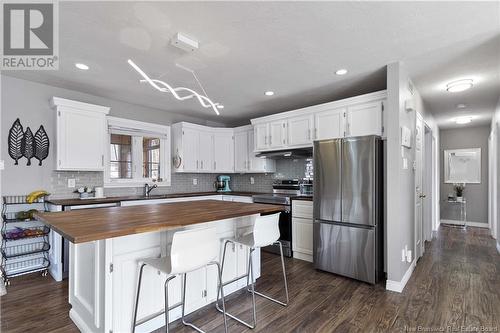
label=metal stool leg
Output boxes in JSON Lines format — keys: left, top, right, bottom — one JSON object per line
{"left": 132, "top": 263, "right": 146, "bottom": 333}
{"left": 216, "top": 245, "right": 257, "bottom": 329}
{"left": 250, "top": 241, "right": 289, "bottom": 306}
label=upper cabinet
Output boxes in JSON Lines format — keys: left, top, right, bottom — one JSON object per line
{"left": 171, "top": 123, "right": 236, "bottom": 173}
{"left": 50, "top": 97, "right": 110, "bottom": 171}
{"left": 251, "top": 91, "right": 386, "bottom": 152}
{"left": 234, "top": 126, "right": 275, "bottom": 173}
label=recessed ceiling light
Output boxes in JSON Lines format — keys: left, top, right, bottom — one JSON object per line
{"left": 455, "top": 116, "right": 473, "bottom": 124}
{"left": 264, "top": 91, "right": 274, "bottom": 96}
{"left": 446, "top": 79, "right": 473, "bottom": 93}
{"left": 75, "top": 63, "right": 89, "bottom": 70}
{"left": 456, "top": 103, "right": 467, "bottom": 109}
{"left": 335, "top": 69, "right": 348, "bottom": 75}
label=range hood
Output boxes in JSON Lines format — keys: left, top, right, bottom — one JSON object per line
{"left": 255, "top": 148, "right": 312, "bottom": 159}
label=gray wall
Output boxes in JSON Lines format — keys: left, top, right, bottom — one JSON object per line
{"left": 439, "top": 126, "right": 489, "bottom": 224}
{"left": 1, "top": 76, "right": 310, "bottom": 197}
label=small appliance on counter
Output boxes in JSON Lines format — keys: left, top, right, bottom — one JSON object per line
{"left": 215, "top": 175, "right": 231, "bottom": 192}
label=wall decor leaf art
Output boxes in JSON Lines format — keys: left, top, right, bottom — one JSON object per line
{"left": 8, "top": 118, "right": 24, "bottom": 165}
{"left": 34, "top": 125, "right": 50, "bottom": 166}
{"left": 21, "top": 127, "right": 35, "bottom": 166}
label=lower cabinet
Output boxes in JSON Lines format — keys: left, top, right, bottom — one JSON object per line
{"left": 292, "top": 200, "right": 314, "bottom": 262}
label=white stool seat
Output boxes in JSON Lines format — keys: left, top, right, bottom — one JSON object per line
{"left": 141, "top": 257, "right": 172, "bottom": 275}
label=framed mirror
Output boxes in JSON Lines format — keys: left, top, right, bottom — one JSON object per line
{"left": 444, "top": 148, "right": 481, "bottom": 184}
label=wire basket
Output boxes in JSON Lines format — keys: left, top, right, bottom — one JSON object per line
{"left": 3, "top": 257, "right": 50, "bottom": 278}
{"left": 2, "top": 226, "right": 50, "bottom": 241}
{"left": 3, "top": 195, "right": 47, "bottom": 205}
{"left": 2, "top": 241, "right": 50, "bottom": 259}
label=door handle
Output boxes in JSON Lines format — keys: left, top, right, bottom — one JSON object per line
{"left": 419, "top": 194, "right": 426, "bottom": 198}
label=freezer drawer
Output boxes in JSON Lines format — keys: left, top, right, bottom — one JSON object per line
{"left": 313, "top": 221, "right": 376, "bottom": 284}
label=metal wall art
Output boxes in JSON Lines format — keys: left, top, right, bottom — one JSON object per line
{"left": 8, "top": 118, "right": 49, "bottom": 166}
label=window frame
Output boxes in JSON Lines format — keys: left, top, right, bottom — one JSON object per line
{"left": 104, "top": 116, "right": 171, "bottom": 188}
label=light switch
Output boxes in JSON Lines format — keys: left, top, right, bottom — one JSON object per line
{"left": 250, "top": 177, "right": 255, "bottom": 184}
{"left": 68, "top": 178, "right": 76, "bottom": 188}
{"left": 0, "top": 160, "right": 4, "bottom": 170}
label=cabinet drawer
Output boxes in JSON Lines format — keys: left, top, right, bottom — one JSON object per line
{"left": 292, "top": 200, "right": 313, "bottom": 219}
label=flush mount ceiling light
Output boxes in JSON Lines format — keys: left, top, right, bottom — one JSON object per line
{"left": 128, "top": 59, "right": 222, "bottom": 115}
{"left": 217, "top": 105, "right": 224, "bottom": 109}
{"left": 75, "top": 63, "right": 89, "bottom": 70}
{"left": 446, "top": 79, "right": 473, "bottom": 93}
{"left": 264, "top": 91, "right": 274, "bottom": 96}
{"left": 455, "top": 116, "right": 473, "bottom": 124}
{"left": 456, "top": 103, "right": 467, "bottom": 109}
{"left": 335, "top": 69, "right": 348, "bottom": 75}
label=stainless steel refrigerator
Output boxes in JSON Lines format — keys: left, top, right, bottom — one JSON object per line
{"left": 313, "top": 135, "right": 383, "bottom": 284}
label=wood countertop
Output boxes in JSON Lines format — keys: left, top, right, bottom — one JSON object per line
{"left": 46, "top": 191, "right": 268, "bottom": 207}
{"left": 35, "top": 200, "right": 284, "bottom": 244}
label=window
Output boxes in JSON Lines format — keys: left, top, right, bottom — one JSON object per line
{"left": 105, "top": 117, "right": 171, "bottom": 187}
{"left": 110, "top": 134, "right": 132, "bottom": 179}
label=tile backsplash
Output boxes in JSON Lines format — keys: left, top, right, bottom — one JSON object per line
{"left": 50, "top": 158, "right": 312, "bottom": 198}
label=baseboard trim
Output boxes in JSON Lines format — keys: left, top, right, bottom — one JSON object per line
{"left": 440, "top": 219, "right": 489, "bottom": 229}
{"left": 69, "top": 309, "right": 93, "bottom": 333}
{"left": 496, "top": 242, "right": 500, "bottom": 255}
{"left": 293, "top": 251, "right": 313, "bottom": 263}
{"left": 386, "top": 259, "right": 416, "bottom": 293}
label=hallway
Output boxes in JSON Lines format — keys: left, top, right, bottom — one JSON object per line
{"left": 1, "top": 226, "right": 499, "bottom": 332}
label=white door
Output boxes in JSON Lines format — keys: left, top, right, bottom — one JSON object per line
{"left": 213, "top": 132, "right": 234, "bottom": 172}
{"left": 234, "top": 131, "right": 249, "bottom": 172}
{"left": 198, "top": 131, "right": 214, "bottom": 172}
{"left": 254, "top": 124, "right": 269, "bottom": 151}
{"left": 269, "top": 120, "right": 287, "bottom": 148}
{"left": 58, "top": 109, "right": 105, "bottom": 170}
{"left": 314, "top": 108, "right": 345, "bottom": 140}
{"left": 415, "top": 113, "right": 424, "bottom": 260}
{"left": 346, "top": 101, "right": 383, "bottom": 137}
{"left": 287, "top": 115, "right": 314, "bottom": 147}
{"left": 182, "top": 127, "right": 199, "bottom": 172}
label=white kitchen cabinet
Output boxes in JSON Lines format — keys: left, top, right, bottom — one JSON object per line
{"left": 254, "top": 123, "right": 269, "bottom": 151}
{"left": 346, "top": 101, "right": 384, "bottom": 137}
{"left": 175, "top": 126, "right": 199, "bottom": 172}
{"left": 314, "top": 107, "right": 345, "bottom": 140}
{"left": 287, "top": 114, "right": 314, "bottom": 147}
{"left": 50, "top": 97, "right": 110, "bottom": 171}
{"left": 234, "top": 126, "right": 275, "bottom": 173}
{"left": 269, "top": 120, "right": 287, "bottom": 149}
{"left": 292, "top": 200, "right": 314, "bottom": 262}
{"left": 213, "top": 131, "right": 234, "bottom": 172}
{"left": 198, "top": 130, "right": 214, "bottom": 172}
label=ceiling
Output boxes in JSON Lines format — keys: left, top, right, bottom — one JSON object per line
{"left": 5, "top": 1, "right": 500, "bottom": 127}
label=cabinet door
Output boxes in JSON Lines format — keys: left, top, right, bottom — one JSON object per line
{"left": 254, "top": 124, "right": 269, "bottom": 151}
{"left": 292, "top": 217, "right": 313, "bottom": 255}
{"left": 287, "top": 115, "right": 314, "bottom": 147}
{"left": 184, "top": 267, "right": 208, "bottom": 313}
{"left": 269, "top": 120, "right": 287, "bottom": 148}
{"left": 346, "top": 101, "right": 383, "bottom": 137}
{"left": 314, "top": 108, "right": 345, "bottom": 140}
{"left": 181, "top": 127, "right": 199, "bottom": 172}
{"left": 198, "top": 131, "right": 214, "bottom": 172}
{"left": 58, "top": 109, "right": 105, "bottom": 170}
{"left": 234, "top": 131, "right": 249, "bottom": 172}
{"left": 213, "top": 132, "right": 234, "bottom": 172}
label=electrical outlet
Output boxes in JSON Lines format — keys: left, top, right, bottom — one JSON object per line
{"left": 401, "top": 249, "right": 406, "bottom": 262}
{"left": 192, "top": 178, "right": 198, "bottom": 185}
{"left": 406, "top": 250, "right": 412, "bottom": 263}
{"left": 68, "top": 178, "right": 76, "bottom": 188}
{"left": 250, "top": 177, "right": 255, "bottom": 185}
{"left": 0, "top": 160, "right": 4, "bottom": 170}
{"left": 403, "top": 158, "right": 408, "bottom": 170}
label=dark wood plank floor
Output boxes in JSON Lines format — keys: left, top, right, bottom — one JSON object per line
{"left": 1, "top": 226, "right": 499, "bottom": 333}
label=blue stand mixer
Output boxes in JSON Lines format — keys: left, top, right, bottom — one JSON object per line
{"left": 215, "top": 175, "right": 231, "bottom": 192}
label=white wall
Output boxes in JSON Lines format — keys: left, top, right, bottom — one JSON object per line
{"left": 0, "top": 75, "right": 225, "bottom": 195}
{"left": 490, "top": 96, "right": 500, "bottom": 249}
{"left": 386, "top": 62, "right": 439, "bottom": 290}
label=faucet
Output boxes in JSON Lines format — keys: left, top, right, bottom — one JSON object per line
{"left": 144, "top": 183, "right": 158, "bottom": 197}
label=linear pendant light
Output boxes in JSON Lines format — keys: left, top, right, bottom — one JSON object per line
{"left": 128, "top": 59, "right": 221, "bottom": 115}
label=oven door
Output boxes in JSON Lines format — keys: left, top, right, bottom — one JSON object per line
{"left": 261, "top": 207, "right": 292, "bottom": 257}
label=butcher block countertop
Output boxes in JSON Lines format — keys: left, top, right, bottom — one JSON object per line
{"left": 34, "top": 200, "right": 284, "bottom": 244}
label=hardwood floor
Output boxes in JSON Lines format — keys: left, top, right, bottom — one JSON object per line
{"left": 1, "top": 226, "right": 498, "bottom": 333}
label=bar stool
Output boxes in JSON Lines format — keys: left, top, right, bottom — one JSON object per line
{"left": 215, "top": 213, "right": 288, "bottom": 329}
{"left": 132, "top": 227, "right": 228, "bottom": 333}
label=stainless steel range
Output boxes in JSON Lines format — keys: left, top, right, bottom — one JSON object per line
{"left": 252, "top": 179, "right": 301, "bottom": 257}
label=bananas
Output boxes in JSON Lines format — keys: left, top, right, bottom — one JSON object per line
{"left": 26, "top": 190, "right": 49, "bottom": 204}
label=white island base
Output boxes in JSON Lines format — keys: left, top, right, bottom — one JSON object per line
{"left": 68, "top": 215, "right": 260, "bottom": 333}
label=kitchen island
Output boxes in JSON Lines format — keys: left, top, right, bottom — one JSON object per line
{"left": 35, "top": 200, "right": 284, "bottom": 333}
